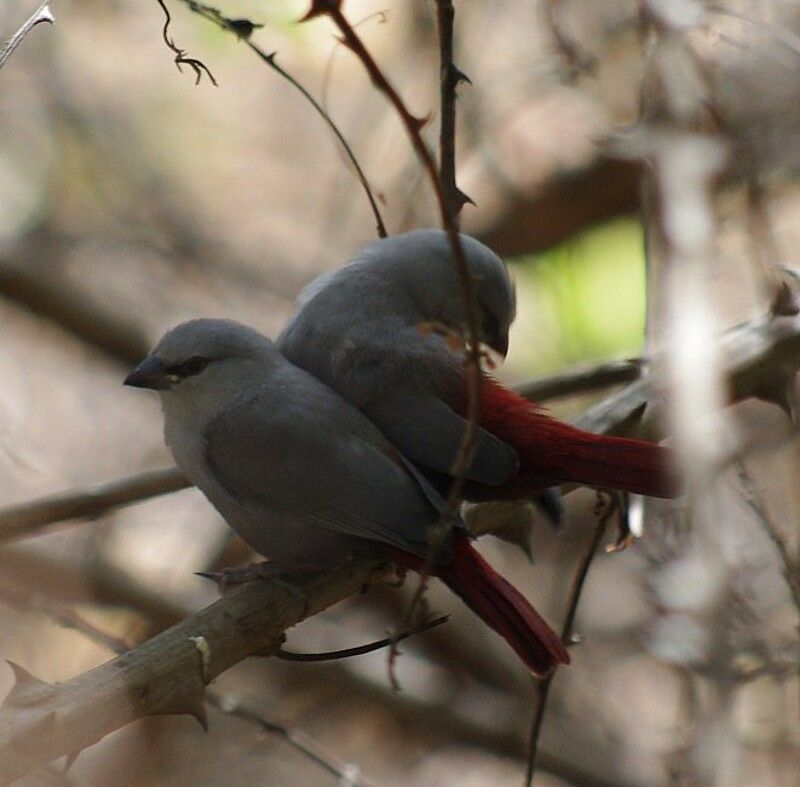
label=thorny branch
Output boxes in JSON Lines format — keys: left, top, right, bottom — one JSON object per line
{"left": 525, "top": 493, "right": 616, "bottom": 786}
{"left": 0, "top": 576, "right": 376, "bottom": 786}
{"left": 435, "top": 0, "right": 472, "bottom": 221}
{"left": 0, "top": 562, "right": 386, "bottom": 782}
{"left": 0, "top": 1, "right": 54, "bottom": 71}
{"left": 174, "top": 0, "right": 387, "bottom": 238}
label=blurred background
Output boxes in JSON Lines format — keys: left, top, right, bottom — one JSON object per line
{"left": 1, "top": 0, "right": 799, "bottom": 784}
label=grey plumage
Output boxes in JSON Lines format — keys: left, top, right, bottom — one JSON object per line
{"left": 278, "top": 229, "right": 519, "bottom": 488}
{"left": 126, "top": 318, "right": 459, "bottom": 567}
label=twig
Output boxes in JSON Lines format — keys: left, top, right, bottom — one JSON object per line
{"left": 177, "top": 0, "right": 387, "bottom": 239}
{"left": 0, "top": 1, "right": 54, "bottom": 71}
{"left": 0, "top": 467, "right": 188, "bottom": 544}
{"left": 205, "top": 692, "right": 375, "bottom": 787}
{"left": 277, "top": 614, "right": 448, "bottom": 662}
{"left": 155, "top": 0, "right": 217, "bottom": 85}
{"left": 525, "top": 493, "right": 615, "bottom": 786}
{"left": 734, "top": 460, "right": 800, "bottom": 615}
{"left": 435, "top": 0, "right": 471, "bottom": 221}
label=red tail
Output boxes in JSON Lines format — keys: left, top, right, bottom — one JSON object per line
{"left": 473, "top": 377, "right": 676, "bottom": 499}
{"left": 393, "top": 535, "right": 569, "bottom": 676}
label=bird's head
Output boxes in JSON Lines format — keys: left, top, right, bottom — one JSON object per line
{"left": 124, "top": 319, "right": 275, "bottom": 409}
{"left": 361, "top": 229, "right": 516, "bottom": 358}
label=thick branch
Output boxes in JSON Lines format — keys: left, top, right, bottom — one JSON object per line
{"left": 0, "top": 562, "right": 385, "bottom": 782}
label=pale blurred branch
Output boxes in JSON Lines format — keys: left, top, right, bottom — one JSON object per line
{"left": 735, "top": 460, "right": 800, "bottom": 615}
{"left": 0, "top": 467, "right": 188, "bottom": 544}
{"left": 0, "top": 231, "right": 151, "bottom": 365}
{"left": 205, "top": 692, "right": 376, "bottom": 787}
{"left": 0, "top": 1, "right": 53, "bottom": 71}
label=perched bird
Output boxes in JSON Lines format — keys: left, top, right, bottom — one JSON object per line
{"left": 124, "top": 319, "right": 570, "bottom": 676}
{"left": 278, "top": 229, "right": 675, "bottom": 503}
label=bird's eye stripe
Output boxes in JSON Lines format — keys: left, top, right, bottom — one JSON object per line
{"left": 165, "top": 356, "right": 211, "bottom": 378}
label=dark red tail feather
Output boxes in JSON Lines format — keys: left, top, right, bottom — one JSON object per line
{"left": 393, "top": 535, "right": 569, "bottom": 676}
{"left": 473, "top": 376, "right": 676, "bottom": 499}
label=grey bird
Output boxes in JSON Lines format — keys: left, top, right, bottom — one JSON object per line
{"left": 278, "top": 229, "right": 674, "bottom": 510}
{"left": 278, "top": 229, "right": 555, "bottom": 522}
{"left": 124, "top": 318, "right": 569, "bottom": 676}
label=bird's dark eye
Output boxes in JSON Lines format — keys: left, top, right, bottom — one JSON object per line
{"left": 166, "top": 356, "right": 211, "bottom": 379}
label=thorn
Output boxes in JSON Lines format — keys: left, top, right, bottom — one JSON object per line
{"left": 454, "top": 187, "right": 475, "bottom": 209}
{"left": 299, "top": 1, "right": 342, "bottom": 23}
{"left": 154, "top": 692, "right": 209, "bottom": 732}
{"left": 226, "top": 18, "right": 264, "bottom": 40}
{"left": 189, "top": 698, "right": 209, "bottom": 732}
{"left": 64, "top": 748, "right": 83, "bottom": 772}
{"left": 410, "top": 113, "right": 431, "bottom": 132}
{"left": 452, "top": 65, "right": 471, "bottom": 85}
{"left": 3, "top": 661, "right": 55, "bottom": 707}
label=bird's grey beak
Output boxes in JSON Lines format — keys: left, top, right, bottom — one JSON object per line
{"left": 124, "top": 356, "right": 171, "bottom": 390}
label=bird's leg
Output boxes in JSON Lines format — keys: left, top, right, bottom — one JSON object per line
{"left": 595, "top": 490, "right": 634, "bottom": 553}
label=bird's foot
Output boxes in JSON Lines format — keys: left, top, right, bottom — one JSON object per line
{"left": 196, "top": 559, "right": 320, "bottom": 595}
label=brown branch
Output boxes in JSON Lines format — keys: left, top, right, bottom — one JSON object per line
{"left": 435, "top": 0, "right": 471, "bottom": 220}
{"left": 0, "top": 467, "right": 188, "bottom": 544}
{"left": 0, "top": 1, "right": 54, "bottom": 71}
{"left": 525, "top": 494, "right": 615, "bottom": 786}
{"left": 0, "top": 230, "right": 152, "bottom": 366}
